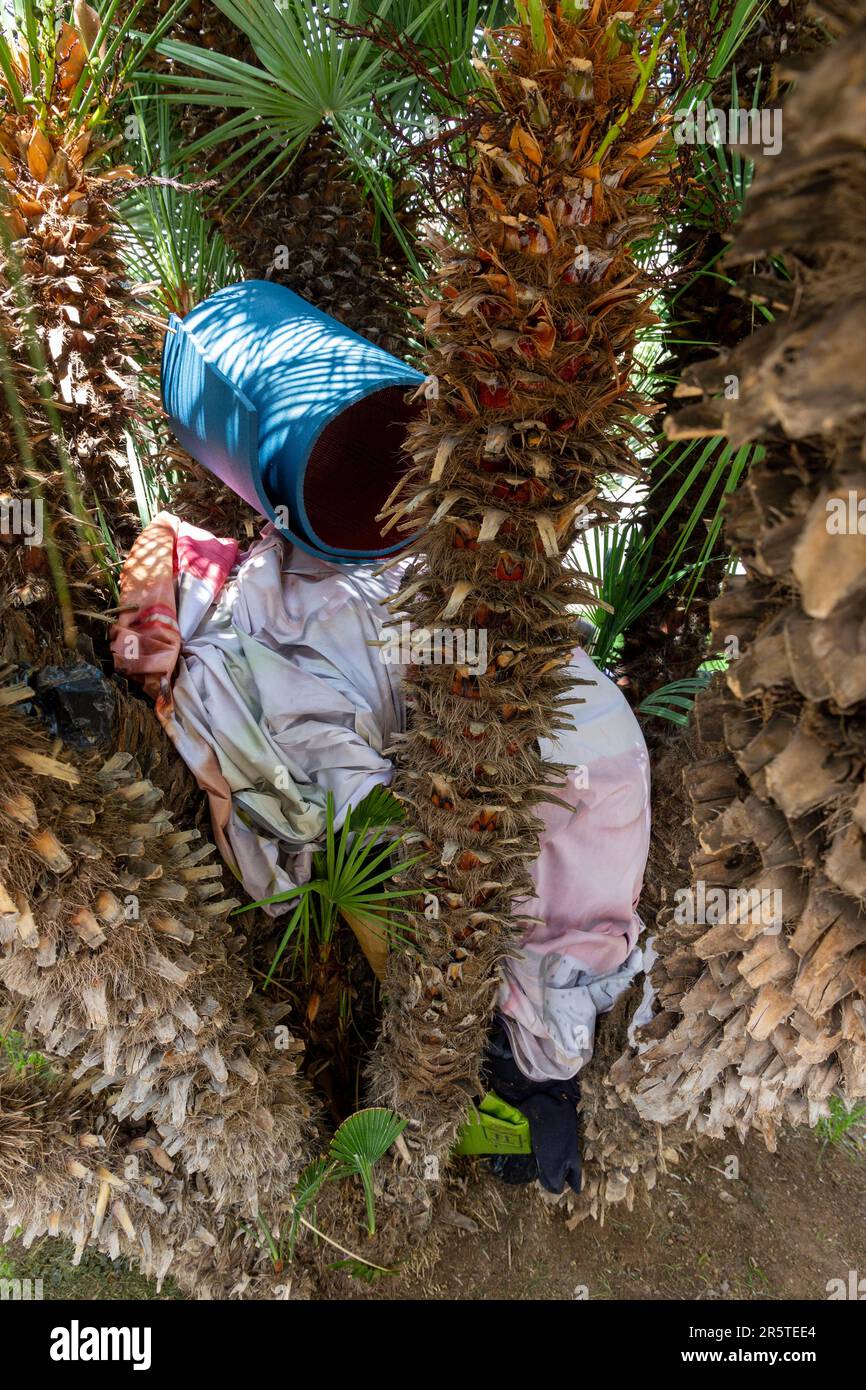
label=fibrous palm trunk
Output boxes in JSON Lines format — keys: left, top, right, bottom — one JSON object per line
{"left": 0, "top": 12, "right": 147, "bottom": 657}
{"left": 0, "top": 1058, "right": 311, "bottom": 1297}
{"left": 218, "top": 128, "right": 415, "bottom": 361}
{"left": 0, "top": 682, "right": 314, "bottom": 1211}
{"left": 615, "top": 0, "right": 866, "bottom": 1146}
{"left": 616, "top": 0, "right": 826, "bottom": 712}
{"left": 369, "top": 0, "right": 673, "bottom": 1171}
{"left": 0, "top": 9, "right": 317, "bottom": 1292}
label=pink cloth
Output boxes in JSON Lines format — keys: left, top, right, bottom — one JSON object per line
{"left": 112, "top": 513, "right": 241, "bottom": 864}
{"left": 111, "top": 511, "right": 238, "bottom": 710}
{"left": 499, "top": 647, "right": 651, "bottom": 1081}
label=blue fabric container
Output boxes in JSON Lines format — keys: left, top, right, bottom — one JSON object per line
{"left": 161, "top": 279, "right": 425, "bottom": 562}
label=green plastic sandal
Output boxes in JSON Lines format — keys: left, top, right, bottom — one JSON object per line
{"left": 453, "top": 1091, "right": 532, "bottom": 1156}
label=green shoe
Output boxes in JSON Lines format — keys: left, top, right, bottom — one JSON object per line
{"left": 453, "top": 1091, "right": 532, "bottom": 1156}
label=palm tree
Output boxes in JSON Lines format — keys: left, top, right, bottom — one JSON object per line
{"left": 0, "top": 0, "right": 187, "bottom": 653}
{"left": 365, "top": 0, "right": 683, "bottom": 1167}
{"left": 617, "top": 0, "right": 866, "bottom": 1150}
{"left": 142, "top": 0, "right": 497, "bottom": 351}
{"left": 0, "top": 1, "right": 313, "bottom": 1296}
{"left": 614, "top": 0, "right": 823, "bottom": 714}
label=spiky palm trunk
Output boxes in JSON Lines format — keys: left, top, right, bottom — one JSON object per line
{"left": 0, "top": 11, "right": 152, "bottom": 655}
{"left": 0, "top": 683, "right": 314, "bottom": 1208}
{"left": 618, "top": 0, "right": 866, "bottom": 1145}
{"left": 0, "top": 1059, "right": 306, "bottom": 1296}
{"left": 369, "top": 1, "right": 672, "bottom": 1163}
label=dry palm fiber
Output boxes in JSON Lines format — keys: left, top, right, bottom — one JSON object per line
{"left": 0, "top": 685, "right": 315, "bottom": 1213}
{"left": 368, "top": 0, "right": 676, "bottom": 1163}
{"left": 112, "top": 681, "right": 213, "bottom": 832}
{"left": 617, "top": 0, "right": 829, "bottom": 712}
{"left": 0, "top": 1060, "right": 312, "bottom": 1298}
{"left": 0, "top": 7, "right": 151, "bottom": 651}
{"left": 137, "top": 0, "right": 253, "bottom": 59}
{"left": 562, "top": 721, "right": 700, "bottom": 1221}
{"left": 1, "top": 1050, "right": 467, "bottom": 1299}
{"left": 214, "top": 129, "right": 415, "bottom": 362}
{"left": 614, "top": 0, "right": 866, "bottom": 1147}
{"left": 569, "top": 995, "right": 686, "bottom": 1224}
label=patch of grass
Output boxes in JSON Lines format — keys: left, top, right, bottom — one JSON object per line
{"left": 815, "top": 1096, "right": 866, "bottom": 1161}
{"left": 0, "top": 1031, "right": 52, "bottom": 1077}
{"left": 744, "top": 1259, "right": 772, "bottom": 1296}
{"left": 5, "top": 1239, "right": 178, "bottom": 1300}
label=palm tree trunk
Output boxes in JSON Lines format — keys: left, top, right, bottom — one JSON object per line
{"left": 619, "top": 0, "right": 866, "bottom": 1145}
{"left": 369, "top": 0, "right": 674, "bottom": 1164}
{"left": 616, "top": 0, "right": 826, "bottom": 711}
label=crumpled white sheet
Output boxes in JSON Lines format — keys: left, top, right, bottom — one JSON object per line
{"left": 162, "top": 529, "right": 405, "bottom": 906}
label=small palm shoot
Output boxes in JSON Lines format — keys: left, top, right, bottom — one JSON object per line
{"left": 253, "top": 1106, "right": 407, "bottom": 1274}
{"left": 232, "top": 787, "right": 425, "bottom": 987}
{"left": 329, "top": 1106, "right": 407, "bottom": 1236}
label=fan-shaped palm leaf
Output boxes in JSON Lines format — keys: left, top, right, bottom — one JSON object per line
{"left": 142, "top": 0, "right": 495, "bottom": 267}
{"left": 328, "top": 1106, "right": 407, "bottom": 1234}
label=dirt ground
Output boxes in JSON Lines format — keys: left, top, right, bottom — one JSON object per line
{"left": 368, "top": 1129, "right": 866, "bottom": 1301}
{"left": 6, "top": 1127, "right": 865, "bottom": 1301}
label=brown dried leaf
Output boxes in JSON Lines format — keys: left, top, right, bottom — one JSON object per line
{"left": 26, "top": 129, "right": 53, "bottom": 182}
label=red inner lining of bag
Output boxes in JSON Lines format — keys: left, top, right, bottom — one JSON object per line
{"left": 303, "top": 387, "right": 419, "bottom": 553}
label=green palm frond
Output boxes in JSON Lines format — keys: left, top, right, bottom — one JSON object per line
{"left": 231, "top": 787, "right": 424, "bottom": 985}
{"left": 286, "top": 1158, "right": 333, "bottom": 1257}
{"left": 645, "top": 435, "right": 758, "bottom": 595}
{"left": 637, "top": 673, "right": 713, "bottom": 726}
{"left": 348, "top": 784, "right": 406, "bottom": 832}
{"left": 117, "top": 93, "right": 243, "bottom": 320}
{"left": 113, "top": 94, "right": 243, "bottom": 528}
{"left": 328, "top": 1107, "right": 407, "bottom": 1234}
{"left": 677, "top": 0, "right": 768, "bottom": 109}
{"left": 578, "top": 522, "right": 695, "bottom": 671}
{"left": 140, "top": 0, "right": 493, "bottom": 271}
